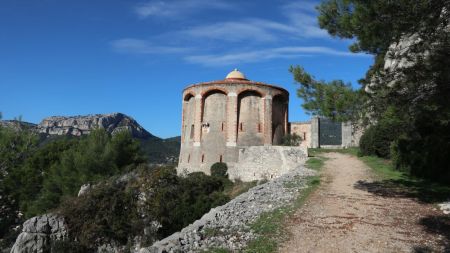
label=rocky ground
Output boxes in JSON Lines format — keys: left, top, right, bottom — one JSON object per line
{"left": 279, "top": 152, "right": 449, "bottom": 253}
{"left": 142, "top": 166, "right": 316, "bottom": 253}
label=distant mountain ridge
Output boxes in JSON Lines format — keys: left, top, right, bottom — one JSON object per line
{"left": 0, "top": 113, "right": 180, "bottom": 164}
{"left": 37, "top": 113, "right": 155, "bottom": 139}
{"left": 0, "top": 120, "right": 37, "bottom": 131}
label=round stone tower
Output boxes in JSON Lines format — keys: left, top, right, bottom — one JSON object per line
{"left": 178, "top": 69, "right": 289, "bottom": 175}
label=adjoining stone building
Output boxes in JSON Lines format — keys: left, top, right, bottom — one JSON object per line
{"left": 178, "top": 69, "right": 291, "bottom": 177}
{"left": 290, "top": 118, "right": 362, "bottom": 149}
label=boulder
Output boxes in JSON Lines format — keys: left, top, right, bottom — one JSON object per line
{"left": 10, "top": 214, "right": 67, "bottom": 253}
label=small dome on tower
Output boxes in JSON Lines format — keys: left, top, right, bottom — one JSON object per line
{"left": 226, "top": 68, "right": 247, "bottom": 80}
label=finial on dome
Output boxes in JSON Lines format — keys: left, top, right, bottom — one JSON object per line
{"left": 226, "top": 68, "right": 247, "bottom": 80}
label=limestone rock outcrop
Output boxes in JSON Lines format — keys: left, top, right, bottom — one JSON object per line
{"left": 10, "top": 214, "right": 67, "bottom": 253}
{"left": 36, "top": 113, "right": 154, "bottom": 139}
{"left": 366, "top": 7, "right": 449, "bottom": 93}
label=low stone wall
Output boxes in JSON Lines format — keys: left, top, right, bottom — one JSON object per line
{"left": 228, "top": 146, "right": 308, "bottom": 182}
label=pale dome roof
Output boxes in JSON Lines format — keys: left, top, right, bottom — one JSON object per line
{"left": 226, "top": 68, "right": 247, "bottom": 80}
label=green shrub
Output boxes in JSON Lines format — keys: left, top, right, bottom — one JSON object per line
{"left": 139, "top": 167, "right": 230, "bottom": 239}
{"left": 281, "top": 133, "right": 302, "bottom": 146}
{"left": 392, "top": 131, "right": 450, "bottom": 184}
{"left": 358, "top": 107, "right": 404, "bottom": 158}
{"left": 59, "top": 180, "right": 142, "bottom": 249}
{"left": 211, "top": 162, "right": 228, "bottom": 178}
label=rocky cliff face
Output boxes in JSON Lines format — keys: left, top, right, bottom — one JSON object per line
{"left": 36, "top": 113, "right": 154, "bottom": 139}
{"left": 366, "top": 7, "right": 449, "bottom": 93}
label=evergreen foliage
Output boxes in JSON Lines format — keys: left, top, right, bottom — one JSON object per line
{"left": 0, "top": 124, "right": 230, "bottom": 249}
{"left": 140, "top": 168, "right": 229, "bottom": 238}
{"left": 358, "top": 107, "right": 405, "bottom": 158}
{"left": 290, "top": 65, "right": 364, "bottom": 122}
{"left": 59, "top": 180, "right": 141, "bottom": 248}
{"left": 210, "top": 162, "right": 228, "bottom": 178}
{"left": 0, "top": 127, "right": 146, "bottom": 247}
{"left": 58, "top": 166, "right": 229, "bottom": 250}
{"left": 0, "top": 123, "right": 38, "bottom": 244}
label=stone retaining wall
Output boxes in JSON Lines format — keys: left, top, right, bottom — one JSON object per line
{"left": 228, "top": 146, "right": 308, "bottom": 181}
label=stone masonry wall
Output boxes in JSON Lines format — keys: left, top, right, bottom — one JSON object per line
{"left": 290, "top": 121, "right": 311, "bottom": 148}
{"left": 228, "top": 146, "right": 308, "bottom": 182}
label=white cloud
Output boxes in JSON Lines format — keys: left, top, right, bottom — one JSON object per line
{"left": 185, "top": 47, "right": 368, "bottom": 66}
{"left": 182, "top": 20, "right": 280, "bottom": 43}
{"left": 111, "top": 38, "right": 189, "bottom": 54}
{"left": 134, "top": 0, "right": 234, "bottom": 18}
{"left": 170, "top": 1, "right": 327, "bottom": 44}
{"left": 281, "top": 1, "right": 329, "bottom": 38}
{"left": 112, "top": 1, "right": 361, "bottom": 67}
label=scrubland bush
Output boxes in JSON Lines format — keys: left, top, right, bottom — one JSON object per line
{"left": 210, "top": 162, "right": 228, "bottom": 178}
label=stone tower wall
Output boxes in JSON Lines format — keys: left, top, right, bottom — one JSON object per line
{"left": 178, "top": 80, "right": 289, "bottom": 176}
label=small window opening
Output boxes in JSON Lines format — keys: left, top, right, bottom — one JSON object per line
{"left": 219, "top": 155, "right": 223, "bottom": 163}
{"left": 221, "top": 122, "right": 224, "bottom": 131}
{"left": 240, "top": 122, "right": 243, "bottom": 131}
{"left": 190, "top": 124, "right": 194, "bottom": 139}
{"left": 303, "top": 132, "right": 306, "bottom": 140}
{"left": 258, "top": 123, "right": 262, "bottom": 133}
{"left": 201, "top": 154, "right": 205, "bottom": 163}
{"left": 188, "top": 154, "right": 191, "bottom": 163}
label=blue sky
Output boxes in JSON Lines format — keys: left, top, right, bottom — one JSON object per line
{"left": 0, "top": 0, "right": 373, "bottom": 138}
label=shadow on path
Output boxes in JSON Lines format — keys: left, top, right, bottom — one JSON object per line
{"left": 354, "top": 178, "right": 450, "bottom": 204}
{"left": 355, "top": 179, "right": 450, "bottom": 252}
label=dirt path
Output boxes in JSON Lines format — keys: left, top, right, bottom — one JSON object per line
{"left": 279, "top": 152, "right": 448, "bottom": 253}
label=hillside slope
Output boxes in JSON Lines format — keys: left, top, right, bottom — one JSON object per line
{"left": 0, "top": 113, "right": 180, "bottom": 164}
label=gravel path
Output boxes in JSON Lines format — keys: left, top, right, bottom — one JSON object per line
{"left": 279, "top": 152, "right": 448, "bottom": 253}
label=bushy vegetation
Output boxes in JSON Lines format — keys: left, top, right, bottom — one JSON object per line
{"left": 13, "top": 129, "right": 145, "bottom": 218}
{"left": 211, "top": 162, "right": 228, "bottom": 178}
{"left": 0, "top": 122, "right": 234, "bottom": 250}
{"left": 0, "top": 123, "right": 38, "bottom": 246}
{"left": 358, "top": 107, "right": 405, "bottom": 158}
{"left": 58, "top": 166, "right": 229, "bottom": 250}
{"left": 60, "top": 180, "right": 141, "bottom": 248}
{"left": 142, "top": 168, "right": 229, "bottom": 238}
{"left": 0, "top": 126, "right": 145, "bottom": 247}
{"left": 281, "top": 133, "right": 302, "bottom": 146}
